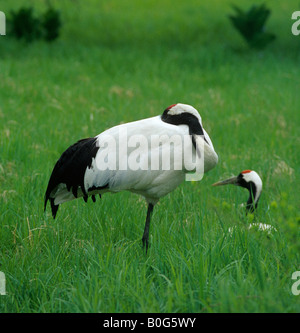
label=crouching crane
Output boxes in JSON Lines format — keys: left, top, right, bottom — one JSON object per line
{"left": 213, "top": 170, "right": 277, "bottom": 234}
{"left": 44, "top": 103, "right": 218, "bottom": 251}
{"left": 212, "top": 170, "right": 262, "bottom": 213}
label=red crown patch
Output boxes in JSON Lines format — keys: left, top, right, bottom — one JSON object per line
{"left": 241, "top": 170, "right": 252, "bottom": 174}
{"left": 166, "top": 104, "right": 177, "bottom": 110}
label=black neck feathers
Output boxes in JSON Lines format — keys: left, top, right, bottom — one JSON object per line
{"left": 236, "top": 175, "right": 259, "bottom": 213}
{"left": 161, "top": 111, "right": 209, "bottom": 148}
{"left": 161, "top": 111, "right": 204, "bottom": 136}
{"left": 246, "top": 181, "right": 259, "bottom": 213}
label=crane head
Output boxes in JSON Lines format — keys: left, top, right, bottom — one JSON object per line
{"left": 212, "top": 170, "right": 263, "bottom": 212}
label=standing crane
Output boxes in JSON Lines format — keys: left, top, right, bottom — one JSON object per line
{"left": 44, "top": 103, "right": 218, "bottom": 251}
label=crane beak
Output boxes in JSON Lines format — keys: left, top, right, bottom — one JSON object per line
{"left": 212, "top": 176, "right": 238, "bottom": 187}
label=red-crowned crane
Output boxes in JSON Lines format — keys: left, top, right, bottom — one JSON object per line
{"left": 213, "top": 170, "right": 277, "bottom": 234}
{"left": 212, "top": 170, "right": 262, "bottom": 213}
{"left": 44, "top": 103, "right": 218, "bottom": 251}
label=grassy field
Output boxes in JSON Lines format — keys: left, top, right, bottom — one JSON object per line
{"left": 0, "top": 0, "right": 299, "bottom": 313}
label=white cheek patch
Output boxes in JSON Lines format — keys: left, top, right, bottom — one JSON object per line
{"left": 243, "top": 171, "right": 263, "bottom": 202}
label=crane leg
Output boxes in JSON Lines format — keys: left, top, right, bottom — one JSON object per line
{"left": 142, "top": 203, "right": 154, "bottom": 253}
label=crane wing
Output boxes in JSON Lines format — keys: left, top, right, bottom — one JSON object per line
{"left": 44, "top": 137, "right": 99, "bottom": 218}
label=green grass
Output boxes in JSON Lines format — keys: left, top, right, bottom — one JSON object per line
{"left": 0, "top": 0, "right": 299, "bottom": 313}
